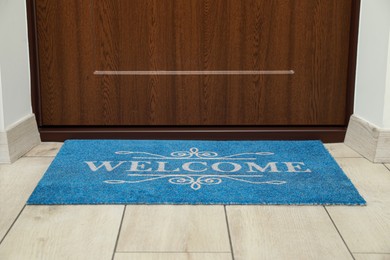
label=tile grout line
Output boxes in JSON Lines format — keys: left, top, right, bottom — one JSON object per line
{"left": 324, "top": 206, "right": 355, "bottom": 260}
{"left": 224, "top": 206, "right": 235, "bottom": 260}
{"left": 23, "top": 156, "right": 56, "bottom": 158}
{"left": 333, "top": 156, "right": 362, "bottom": 159}
{"left": 115, "top": 251, "right": 233, "bottom": 253}
{"left": 353, "top": 252, "right": 390, "bottom": 255}
{"left": 111, "top": 205, "right": 126, "bottom": 260}
{"left": 0, "top": 204, "right": 27, "bottom": 245}
{"left": 384, "top": 164, "right": 390, "bottom": 172}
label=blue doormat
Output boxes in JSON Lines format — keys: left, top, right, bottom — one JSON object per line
{"left": 27, "top": 140, "right": 366, "bottom": 205}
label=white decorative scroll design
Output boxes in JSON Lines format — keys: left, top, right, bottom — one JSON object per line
{"left": 115, "top": 147, "right": 274, "bottom": 160}
{"left": 104, "top": 174, "right": 286, "bottom": 191}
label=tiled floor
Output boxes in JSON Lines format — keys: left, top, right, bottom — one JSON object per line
{"left": 0, "top": 143, "right": 390, "bottom": 260}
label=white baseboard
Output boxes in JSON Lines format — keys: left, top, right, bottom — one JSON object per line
{"left": 345, "top": 115, "right": 390, "bottom": 163}
{"left": 0, "top": 114, "right": 41, "bottom": 163}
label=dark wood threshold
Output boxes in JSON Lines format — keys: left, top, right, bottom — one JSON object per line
{"left": 39, "top": 126, "right": 347, "bottom": 143}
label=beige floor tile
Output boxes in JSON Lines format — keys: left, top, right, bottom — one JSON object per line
{"left": 354, "top": 254, "right": 390, "bottom": 260}
{"left": 325, "top": 143, "right": 362, "bottom": 158}
{"left": 227, "top": 206, "right": 352, "bottom": 260}
{"left": 114, "top": 252, "right": 232, "bottom": 260}
{"left": 335, "top": 158, "right": 390, "bottom": 202}
{"left": 117, "top": 205, "right": 230, "bottom": 252}
{"left": 0, "top": 205, "right": 124, "bottom": 260}
{"left": 385, "top": 164, "right": 390, "bottom": 171}
{"left": 25, "top": 142, "right": 63, "bottom": 157}
{"left": 0, "top": 157, "right": 53, "bottom": 240}
{"left": 329, "top": 159, "right": 390, "bottom": 253}
{"left": 327, "top": 202, "right": 390, "bottom": 253}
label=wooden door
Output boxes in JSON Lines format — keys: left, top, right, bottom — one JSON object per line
{"left": 32, "top": 0, "right": 355, "bottom": 128}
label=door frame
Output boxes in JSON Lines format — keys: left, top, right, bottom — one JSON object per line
{"left": 26, "top": 0, "right": 361, "bottom": 142}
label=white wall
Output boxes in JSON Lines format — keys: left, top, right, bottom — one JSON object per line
{"left": 0, "top": 0, "right": 32, "bottom": 131}
{"left": 383, "top": 31, "right": 390, "bottom": 128}
{"left": 0, "top": 67, "right": 4, "bottom": 130}
{"left": 354, "top": 0, "right": 390, "bottom": 128}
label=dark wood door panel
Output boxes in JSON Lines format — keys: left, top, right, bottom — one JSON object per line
{"left": 35, "top": 0, "right": 353, "bottom": 126}
{"left": 90, "top": 75, "right": 346, "bottom": 126}
{"left": 95, "top": 0, "right": 296, "bottom": 71}
{"left": 36, "top": 0, "right": 97, "bottom": 125}
{"left": 94, "top": 0, "right": 351, "bottom": 71}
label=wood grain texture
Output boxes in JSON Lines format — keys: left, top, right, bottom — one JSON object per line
{"left": 36, "top": 0, "right": 353, "bottom": 126}
{"left": 226, "top": 206, "right": 353, "bottom": 259}
{"left": 114, "top": 253, "right": 232, "bottom": 260}
{"left": 326, "top": 158, "right": 390, "bottom": 253}
{"left": 334, "top": 158, "right": 390, "bottom": 203}
{"left": 24, "top": 142, "right": 63, "bottom": 157}
{"left": 117, "top": 205, "right": 231, "bottom": 252}
{"left": 0, "top": 206, "right": 124, "bottom": 259}
{"left": 37, "top": 126, "right": 348, "bottom": 142}
{"left": 345, "top": 0, "right": 361, "bottom": 125}
{"left": 324, "top": 143, "right": 362, "bottom": 158}
{"left": 354, "top": 254, "right": 390, "bottom": 260}
{"left": 35, "top": 0, "right": 97, "bottom": 125}
{"left": 327, "top": 202, "right": 390, "bottom": 253}
{"left": 5, "top": 115, "right": 41, "bottom": 163}
{"left": 345, "top": 115, "right": 390, "bottom": 163}
{"left": 26, "top": 0, "right": 43, "bottom": 125}
{"left": 0, "top": 158, "right": 53, "bottom": 241}
{"left": 0, "top": 114, "right": 41, "bottom": 163}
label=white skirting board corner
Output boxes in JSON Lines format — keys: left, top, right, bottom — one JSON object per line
{"left": 345, "top": 115, "right": 390, "bottom": 163}
{"left": 0, "top": 114, "right": 41, "bottom": 163}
